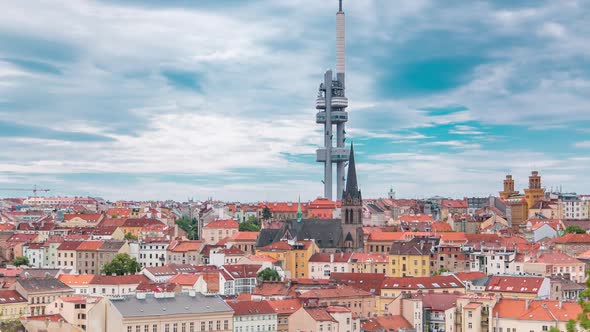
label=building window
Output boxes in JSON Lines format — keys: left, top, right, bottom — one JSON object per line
{"left": 189, "top": 323, "right": 194, "bottom": 332}
{"left": 173, "top": 323, "right": 178, "bottom": 332}
{"left": 201, "top": 322, "right": 205, "bottom": 331}
{"left": 468, "top": 323, "right": 473, "bottom": 329}
{"left": 128, "top": 327, "right": 132, "bottom": 332}
{"left": 543, "top": 327, "right": 548, "bottom": 331}
{"left": 164, "top": 324, "right": 169, "bottom": 332}
{"left": 468, "top": 311, "right": 472, "bottom": 318}
{"left": 216, "top": 321, "right": 220, "bottom": 330}
{"left": 181, "top": 323, "right": 186, "bottom": 332}
{"left": 224, "top": 320, "right": 229, "bottom": 330}
{"left": 136, "top": 326, "right": 141, "bottom": 332}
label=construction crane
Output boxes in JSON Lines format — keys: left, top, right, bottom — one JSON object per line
{"left": 0, "top": 185, "right": 50, "bottom": 204}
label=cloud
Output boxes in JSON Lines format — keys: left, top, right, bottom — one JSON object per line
{"left": 574, "top": 141, "right": 590, "bottom": 148}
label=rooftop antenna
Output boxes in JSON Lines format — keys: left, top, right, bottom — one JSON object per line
{"left": 339, "top": 0, "right": 343, "bottom": 12}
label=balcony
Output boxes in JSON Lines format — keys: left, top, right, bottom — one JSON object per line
{"left": 331, "top": 96, "right": 348, "bottom": 108}
{"left": 316, "top": 111, "right": 326, "bottom": 123}
{"left": 330, "top": 110, "right": 348, "bottom": 123}
{"left": 316, "top": 97, "right": 326, "bottom": 110}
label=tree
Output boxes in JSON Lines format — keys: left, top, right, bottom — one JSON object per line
{"left": 566, "top": 225, "right": 586, "bottom": 234}
{"left": 239, "top": 221, "right": 260, "bottom": 232}
{"left": 262, "top": 207, "right": 272, "bottom": 221}
{"left": 257, "top": 268, "right": 280, "bottom": 281}
{"left": 10, "top": 256, "right": 29, "bottom": 267}
{"left": 175, "top": 216, "right": 199, "bottom": 240}
{"left": 124, "top": 232, "right": 138, "bottom": 241}
{"left": 101, "top": 253, "right": 140, "bottom": 276}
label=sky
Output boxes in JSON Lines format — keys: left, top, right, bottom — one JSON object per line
{"left": 0, "top": 0, "right": 590, "bottom": 202}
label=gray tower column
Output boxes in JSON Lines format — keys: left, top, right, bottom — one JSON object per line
{"left": 324, "top": 70, "right": 333, "bottom": 200}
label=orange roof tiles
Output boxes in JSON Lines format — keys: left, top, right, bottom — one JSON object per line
{"left": 231, "top": 231, "right": 260, "bottom": 241}
{"left": 486, "top": 276, "right": 545, "bottom": 294}
{"left": 259, "top": 241, "right": 293, "bottom": 251}
{"left": 204, "top": 219, "right": 239, "bottom": 229}
{"left": 169, "top": 273, "right": 201, "bottom": 286}
{"left": 168, "top": 240, "right": 203, "bottom": 253}
{"left": 76, "top": 240, "right": 104, "bottom": 251}
{"left": 227, "top": 300, "right": 275, "bottom": 316}
{"left": 453, "top": 272, "right": 487, "bottom": 282}
{"left": 493, "top": 298, "right": 582, "bottom": 321}
{"left": 432, "top": 222, "right": 453, "bottom": 232}
{"left": 381, "top": 275, "right": 463, "bottom": 290}
{"left": 305, "top": 307, "right": 338, "bottom": 322}
{"left": 533, "top": 252, "right": 583, "bottom": 264}
{"left": 246, "top": 255, "right": 278, "bottom": 263}
{"left": 90, "top": 274, "right": 149, "bottom": 285}
{"left": 367, "top": 232, "right": 406, "bottom": 242}
{"left": 350, "top": 253, "right": 388, "bottom": 263}
{"left": 267, "top": 299, "right": 302, "bottom": 314}
{"left": 555, "top": 233, "right": 590, "bottom": 244}
{"left": 298, "top": 285, "right": 372, "bottom": 299}
{"left": 363, "top": 316, "right": 412, "bottom": 332}
{"left": 58, "top": 274, "right": 95, "bottom": 286}
{"left": 0, "top": 290, "right": 26, "bottom": 303}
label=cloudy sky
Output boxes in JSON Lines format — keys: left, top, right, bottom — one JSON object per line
{"left": 1, "top": 0, "right": 589, "bottom": 202}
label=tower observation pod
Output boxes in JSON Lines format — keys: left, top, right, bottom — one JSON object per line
{"left": 316, "top": 0, "right": 349, "bottom": 201}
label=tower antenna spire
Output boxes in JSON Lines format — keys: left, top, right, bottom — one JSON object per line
{"left": 339, "top": 0, "right": 343, "bottom": 12}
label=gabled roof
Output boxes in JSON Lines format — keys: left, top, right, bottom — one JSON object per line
{"left": 227, "top": 300, "right": 275, "bottom": 316}
{"left": 168, "top": 240, "right": 203, "bottom": 253}
{"left": 0, "top": 290, "right": 27, "bottom": 303}
{"left": 410, "top": 292, "right": 461, "bottom": 311}
{"left": 231, "top": 231, "right": 260, "bottom": 241}
{"left": 297, "top": 285, "right": 372, "bottom": 299}
{"left": 381, "top": 275, "right": 463, "bottom": 290}
{"left": 362, "top": 316, "right": 412, "bottom": 332}
{"left": 57, "top": 241, "right": 83, "bottom": 251}
{"left": 554, "top": 233, "right": 590, "bottom": 244}
{"left": 308, "top": 252, "right": 352, "bottom": 263}
{"left": 90, "top": 274, "right": 149, "bottom": 285}
{"left": 267, "top": 299, "right": 302, "bottom": 314}
{"left": 534, "top": 252, "right": 583, "bottom": 265}
{"left": 304, "top": 307, "right": 338, "bottom": 322}
{"left": 76, "top": 240, "right": 104, "bottom": 251}
{"left": 204, "top": 219, "right": 239, "bottom": 229}
{"left": 58, "top": 274, "right": 95, "bottom": 286}
{"left": 169, "top": 273, "right": 201, "bottom": 286}
{"left": 493, "top": 298, "right": 582, "bottom": 321}
{"left": 221, "top": 265, "right": 259, "bottom": 280}
{"left": 98, "top": 241, "right": 126, "bottom": 251}
{"left": 330, "top": 273, "right": 386, "bottom": 295}
{"left": 17, "top": 278, "right": 72, "bottom": 293}
{"left": 486, "top": 275, "right": 545, "bottom": 294}
{"left": 122, "top": 218, "right": 164, "bottom": 228}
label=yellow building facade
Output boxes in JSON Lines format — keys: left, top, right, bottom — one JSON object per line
{"left": 256, "top": 240, "right": 318, "bottom": 279}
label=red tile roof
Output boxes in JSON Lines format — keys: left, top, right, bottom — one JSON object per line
{"left": 304, "top": 307, "right": 337, "bottom": 322}
{"left": 410, "top": 292, "right": 461, "bottom": 311}
{"left": 106, "top": 208, "right": 131, "bottom": 218}
{"left": 350, "top": 253, "right": 388, "bottom": 263}
{"left": 259, "top": 241, "right": 293, "bottom": 251}
{"left": 58, "top": 274, "right": 95, "bottom": 286}
{"left": 76, "top": 240, "right": 104, "bottom": 251}
{"left": 432, "top": 222, "right": 453, "bottom": 232}
{"left": 90, "top": 274, "right": 149, "bottom": 285}
{"left": 441, "top": 199, "right": 468, "bottom": 209}
{"left": 221, "top": 264, "right": 260, "bottom": 279}
{"left": 309, "top": 252, "right": 351, "bottom": 263}
{"left": 493, "top": 298, "right": 582, "bottom": 321}
{"left": 298, "top": 285, "right": 372, "bottom": 299}
{"left": 57, "top": 241, "right": 83, "bottom": 251}
{"left": 381, "top": 275, "right": 463, "bottom": 290}
{"left": 122, "top": 218, "right": 164, "bottom": 228}
{"left": 330, "top": 273, "right": 386, "bottom": 295}
{"left": 486, "top": 276, "right": 545, "bottom": 294}
{"left": 231, "top": 231, "right": 260, "bottom": 241}
{"left": 227, "top": 300, "right": 275, "bottom": 316}
{"left": 267, "top": 299, "right": 302, "bottom": 314}
{"left": 453, "top": 272, "right": 487, "bottom": 282}
{"left": 534, "top": 252, "right": 583, "bottom": 265}
{"left": 219, "top": 246, "right": 245, "bottom": 255}
{"left": 362, "top": 316, "right": 412, "bottom": 331}
{"left": 554, "top": 233, "right": 590, "bottom": 244}
{"left": 168, "top": 240, "right": 203, "bottom": 253}
{"left": 169, "top": 273, "right": 201, "bottom": 286}
{"left": 204, "top": 219, "right": 239, "bottom": 229}
{"left": 0, "top": 290, "right": 26, "bottom": 303}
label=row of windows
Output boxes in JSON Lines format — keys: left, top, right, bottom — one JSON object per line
{"left": 127, "top": 320, "right": 229, "bottom": 332}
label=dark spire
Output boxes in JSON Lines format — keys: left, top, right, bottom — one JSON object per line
{"left": 339, "top": 0, "right": 343, "bottom": 12}
{"left": 343, "top": 143, "right": 361, "bottom": 202}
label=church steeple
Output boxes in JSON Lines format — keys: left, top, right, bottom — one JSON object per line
{"left": 342, "top": 143, "right": 361, "bottom": 203}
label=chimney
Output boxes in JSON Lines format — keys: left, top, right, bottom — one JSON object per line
{"left": 525, "top": 299, "right": 530, "bottom": 310}
{"left": 330, "top": 254, "right": 334, "bottom": 263}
